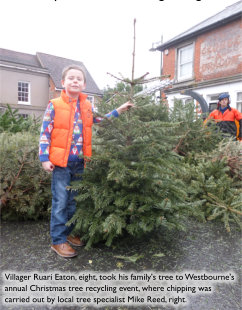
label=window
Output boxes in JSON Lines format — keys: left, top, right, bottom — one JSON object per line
{"left": 87, "top": 95, "right": 98, "bottom": 111}
{"left": 209, "top": 102, "right": 217, "bottom": 112}
{"left": 236, "top": 92, "right": 242, "bottom": 112}
{"left": 207, "top": 94, "right": 220, "bottom": 113}
{"left": 184, "top": 98, "right": 194, "bottom": 105}
{"left": 210, "top": 95, "right": 220, "bottom": 101}
{"left": 0, "top": 107, "right": 5, "bottom": 114}
{"left": 177, "top": 44, "right": 194, "bottom": 81}
{"left": 87, "top": 95, "right": 94, "bottom": 104}
{"left": 18, "top": 82, "right": 30, "bottom": 104}
{"left": 18, "top": 113, "right": 29, "bottom": 119}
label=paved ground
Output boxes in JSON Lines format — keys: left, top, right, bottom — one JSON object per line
{"left": 0, "top": 218, "right": 241, "bottom": 310}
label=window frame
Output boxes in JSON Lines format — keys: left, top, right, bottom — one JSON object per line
{"left": 87, "top": 95, "right": 94, "bottom": 104}
{"left": 18, "top": 81, "right": 31, "bottom": 105}
{"left": 236, "top": 91, "right": 242, "bottom": 112}
{"left": 176, "top": 42, "right": 195, "bottom": 82}
{"left": 18, "top": 113, "right": 29, "bottom": 119}
{"left": 87, "top": 95, "right": 98, "bottom": 111}
{"left": 207, "top": 93, "right": 220, "bottom": 113}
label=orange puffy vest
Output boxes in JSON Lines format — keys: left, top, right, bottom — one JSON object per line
{"left": 49, "top": 90, "right": 93, "bottom": 167}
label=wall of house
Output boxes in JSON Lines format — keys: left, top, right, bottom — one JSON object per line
{"left": 0, "top": 67, "right": 49, "bottom": 117}
{"left": 196, "top": 19, "right": 241, "bottom": 81}
{"left": 162, "top": 48, "right": 176, "bottom": 80}
{"left": 166, "top": 80, "right": 242, "bottom": 111}
{"left": 161, "top": 18, "right": 242, "bottom": 112}
{"left": 162, "top": 19, "right": 241, "bottom": 83}
{"left": 49, "top": 77, "right": 61, "bottom": 100}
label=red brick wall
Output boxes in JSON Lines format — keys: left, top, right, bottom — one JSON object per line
{"left": 162, "top": 19, "right": 241, "bottom": 82}
{"left": 196, "top": 19, "right": 241, "bottom": 81}
{"left": 163, "top": 48, "right": 176, "bottom": 79}
{"left": 49, "top": 78, "right": 61, "bottom": 100}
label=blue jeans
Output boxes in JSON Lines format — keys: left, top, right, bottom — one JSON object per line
{"left": 50, "top": 161, "right": 84, "bottom": 245}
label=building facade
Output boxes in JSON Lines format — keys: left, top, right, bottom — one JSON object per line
{"left": 154, "top": 1, "right": 242, "bottom": 113}
{"left": 0, "top": 49, "right": 103, "bottom": 118}
{"left": 0, "top": 49, "right": 49, "bottom": 118}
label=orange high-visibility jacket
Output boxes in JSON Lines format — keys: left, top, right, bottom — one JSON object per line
{"left": 206, "top": 107, "right": 242, "bottom": 139}
{"left": 49, "top": 90, "right": 93, "bottom": 167}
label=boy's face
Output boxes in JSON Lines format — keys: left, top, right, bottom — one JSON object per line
{"left": 62, "top": 69, "right": 86, "bottom": 98}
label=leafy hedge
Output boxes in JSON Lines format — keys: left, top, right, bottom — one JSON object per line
{"left": 0, "top": 132, "right": 51, "bottom": 220}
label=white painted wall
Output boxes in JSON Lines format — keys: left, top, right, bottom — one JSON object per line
{"left": 166, "top": 80, "right": 242, "bottom": 111}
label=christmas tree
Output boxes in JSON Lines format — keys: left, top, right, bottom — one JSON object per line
{"left": 69, "top": 96, "right": 190, "bottom": 248}
{"left": 68, "top": 20, "right": 193, "bottom": 248}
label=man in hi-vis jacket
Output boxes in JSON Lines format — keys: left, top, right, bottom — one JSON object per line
{"left": 205, "top": 93, "right": 242, "bottom": 140}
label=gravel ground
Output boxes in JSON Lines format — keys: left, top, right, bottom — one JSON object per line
{"left": 0, "top": 218, "right": 241, "bottom": 310}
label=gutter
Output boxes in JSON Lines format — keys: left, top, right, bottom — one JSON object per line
{"left": 164, "top": 74, "right": 242, "bottom": 94}
{"left": 0, "top": 62, "right": 49, "bottom": 75}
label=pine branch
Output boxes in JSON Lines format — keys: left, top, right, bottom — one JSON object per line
{"left": 106, "top": 71, "right": 171, "bottom": 86}
{"left": 173, "top": 129, "right": 191, "bottom": 154}
{"left": 207, "top": 193, "right": 242, "bottom": 215}
{"left": 106, "top": 72, "right": 127, "bottom": 83}
{"left": 227, "top": 207, "right": 242, "bottom": 216}
{"left": 133, "top": 74, "right": 171, "bottom": 85}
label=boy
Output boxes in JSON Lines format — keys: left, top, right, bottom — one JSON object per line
{"left": 39, "top": 65, "right": 133, "bottom": 258}
{"left": 205, "top": 92, "right": 242, "bottom": 140}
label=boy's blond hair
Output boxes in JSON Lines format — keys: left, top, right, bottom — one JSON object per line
{"left": 62, "top": 65, "right": 87, "bottom": 83}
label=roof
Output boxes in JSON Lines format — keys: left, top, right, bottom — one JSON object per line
{"left": 0, "top": 48, "right": 102, "bottom": 96}
{"left": 155, "top": 0, "right": 242, "bottom": 51}
{"left": 0, "top": 48, "right": 41, "bottom": 68}
{"left": 37, "top": 52, "right": 102, "bottom": 96}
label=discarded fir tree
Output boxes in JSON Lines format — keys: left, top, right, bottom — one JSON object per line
{"left": 68, "top": 20, "right": 193, "bottom": 248}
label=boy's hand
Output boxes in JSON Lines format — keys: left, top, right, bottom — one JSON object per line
{"left": 42, "top": 161, "right": 55, "bottom": 172}
{"left": 116, "top": 101, "right": 135, "bottom": 114}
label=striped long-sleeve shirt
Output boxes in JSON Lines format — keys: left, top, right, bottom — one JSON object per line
{"left": 39, "top": 100, "right": 119, "bottom": 163}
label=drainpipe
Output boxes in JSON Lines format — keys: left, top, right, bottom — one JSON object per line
{"left": 160, "top": 36, "right": 163, "bottom": 102}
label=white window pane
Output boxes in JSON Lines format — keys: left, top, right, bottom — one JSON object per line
{"left": 210, "top": 95, "right": 220, "bottom": 101}
{"left": 18, "top": 81, "right": 30, "bottom": 104}
{"left": 178, "top": 44, "right": 193, "bottom": 80}
{"left": 237, "top": 92, "right": 242, "bottom": 101}
{"left": 180, "top": 63, "right": 192, "bottom": 77}
{"left": 236, "top": 102, "right": 242, "bottom": 112}
{"left": 180, "top": 46, "right": 193, "bottom": 64}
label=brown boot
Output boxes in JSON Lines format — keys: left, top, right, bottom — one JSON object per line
{"left": 67, "top": 235, "right": 85, "bottom": 247}
{"left": 51, "top": 242, "right": 77, "bottom": 258}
